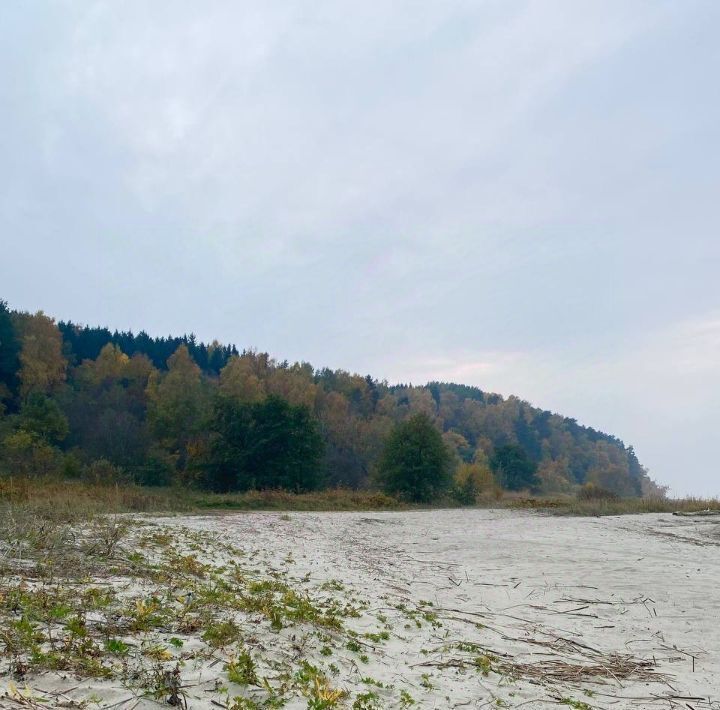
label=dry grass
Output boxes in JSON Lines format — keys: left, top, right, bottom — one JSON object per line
{"left": 195, "top": 487, "right": 400, "bottom": 511}
{"left": 466, "top": 490, "right": 720, "bottom": 516}
{"left": 542, "top": 495, "right": 720, "bottom": 517}
{"left": 0, "top": 477, "right": 187, "bottom": 517}
{"left": 0, "top": 479, "right": 402, "bottom": 574}
{"left": 0, "top": 477, "right": 403, "bottom": 533}
{"left": 421, "top": 652, "right": 666, "bottom": 685}
{"left": 1, "top": 476, "right": 718, "bottom": 526}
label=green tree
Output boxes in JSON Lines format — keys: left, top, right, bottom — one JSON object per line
{"left": 249, "top": 396, "right": 323, "bottom": 491}
{"left": 376, "top": 413, "right": 452, "bottom": 503}
{"left": 199, "top": 395, "right": 324, "bottom": 493}
{"left": 18, "top": 392, "right": 69, "bottom": 444}
{"left": 1, "top": 430, "right": 62, "bottom": 477}
{"left": 0, "top": 300, "right": 20, "bottom": 411}
{"left": 147, "top": 345, "right": 209, "bottom": 467}
{"left": 490, "top": 444, "right": 539, "bottom": 491}
{"left": 135, "top": 446, "right": 175, "bottom": 487}
{"left": 63, "top": 345, "right": 154, "bottom": 472}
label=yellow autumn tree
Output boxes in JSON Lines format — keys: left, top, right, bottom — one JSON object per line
{"left": 146, "top": 345, "right": 209, "bottom": 466}
{"left": 219, "top": 355, "right": 266, "bottom": 403}
{"left": 12, "top": 312, "right": 67, "bottom": 397}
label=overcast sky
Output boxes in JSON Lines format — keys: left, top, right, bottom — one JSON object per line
{"left": 1, "top": 1, "right": 719, "bottom": 495}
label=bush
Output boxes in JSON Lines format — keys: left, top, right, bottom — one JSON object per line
{"left": 576, "top": 483, "right": 620, "bottom": 502}
{"left": 452, "top": 463, "right": 494, "bottom": 505}
{"left": 1, "top": 430, "right": 64, "bottom": 477}
{"left": 82, "top": 458, "right": 128, "bottom": 486}
{"left": 135, "top": 448, "right": 175, "bottom": 487}
{"left": 62, "top": 452, "right": 84, "bottom": 479}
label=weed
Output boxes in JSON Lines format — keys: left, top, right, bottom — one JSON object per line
{"left": 306, "top": 676, "right": 347, "bottom": 709}
{"left": 352, "top": 690, "right": 382, "bottom": 709}
{"left": 420, "top": 673, "right": 434, "bottom": 690}
{"left": 474, "top": 654, "right": 497, "bottom": 676}
{"left": 399, "top": 689, "right": 416, "bottom": 707}
{"left": 226, "top": 650, "right": 259, "bottom": 686}
{"left": 105, "top": 638, "right": 130, "bottom": 656}
{"left": 559, "top": 700, "right": 593, "bottom": 710}
{"left": 228, "top": 697, "right": 261, "bottom": 710}
{"left": 203, "top": 620, "right": 242, "bottom": 648}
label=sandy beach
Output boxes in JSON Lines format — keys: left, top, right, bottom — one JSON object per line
{"left": 3, "top": 509, "right": 719, "bottom": 709}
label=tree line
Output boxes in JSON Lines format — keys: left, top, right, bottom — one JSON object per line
{"left": 0, "top": 302, "right": 662, "bottom": 501}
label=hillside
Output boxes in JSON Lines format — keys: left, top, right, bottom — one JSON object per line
{"left": 0, "top": 301, "right": 659, "bottom": 497}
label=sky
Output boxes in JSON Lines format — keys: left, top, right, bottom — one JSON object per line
{"left": 1, "top": 1, "right": 719, "bottom": 495}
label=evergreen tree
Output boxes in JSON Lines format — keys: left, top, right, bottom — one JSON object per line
{"left": 491, "top": 444, "right": 539, "bottom": 491}
{"left": 0, "top": 300, "right": 20, "bottom": 409}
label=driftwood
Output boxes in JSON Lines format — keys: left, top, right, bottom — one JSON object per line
{"left": 672, "top": 509, "right": 720, "bottom": 517}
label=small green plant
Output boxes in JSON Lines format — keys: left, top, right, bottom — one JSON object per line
{"left": 474, "top": 654, "right": 496, "bottom": 676}
{"left": 399, "top": 689, "right": 415, "bottom": 707}
{"left": 105, "top": 638, "right": 130, "bottom": 656}
{"left": 560, "top": 700, "right": 593, "bottom": 710}
{"left": 228, "top": 697, "right": 261, "bottom": 710}
{"left": 203, "top": 620, "right": 241, "bottom": 648}
{"left": 420, "top": 673, "right": 434, "bottom": 690}
{"left": 352, "top": 691, "right": 381, "bottom": 710}
{"left": 320, "top": 579, "right": 344, "bottom": 592}
{"left": 226, "top": 650, "right": 258, "bottom": 686}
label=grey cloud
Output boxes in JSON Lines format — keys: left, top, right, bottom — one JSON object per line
{"left": 1, "top": 0, "right": 719, "bottom": 494}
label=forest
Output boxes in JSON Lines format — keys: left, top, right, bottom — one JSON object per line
{"left": 0, "top": 301, "right": 661, "bottom": 500}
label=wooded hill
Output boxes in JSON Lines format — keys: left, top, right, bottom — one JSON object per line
{"left": 0, "top": 301, "right": 660, "bottom": 498}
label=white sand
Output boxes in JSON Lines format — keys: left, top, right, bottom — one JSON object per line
{"left": 5, "top": 509, "right": 720, "bottom": 709}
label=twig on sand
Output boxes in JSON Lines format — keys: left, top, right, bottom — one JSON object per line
{"left": 415, "top": 651, "right": 668, "bottom": 686}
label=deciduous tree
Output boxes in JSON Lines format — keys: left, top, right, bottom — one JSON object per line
{"left": 199, "top": 395, "right": 324, "bottom": 493}
{"left": 13, "top": 312, "right": 66, "bottom": 397}
{"left": 376, "top": 413, "right": 452, "bottom": 503}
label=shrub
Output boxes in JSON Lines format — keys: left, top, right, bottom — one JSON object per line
{"left": 1, "top": 430, "right": 64, "bottom": 477}
{"left": 577, "top": 483, "right": 620, "bottom": 502}
{"left": 82, "top": 458, "right": 128, "bottom": 485}
{"left": 135, "top": 448, "right": 175, "bottom": 487}
{"left": 452, "top": 462, "right": 494, "bottom": 504}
